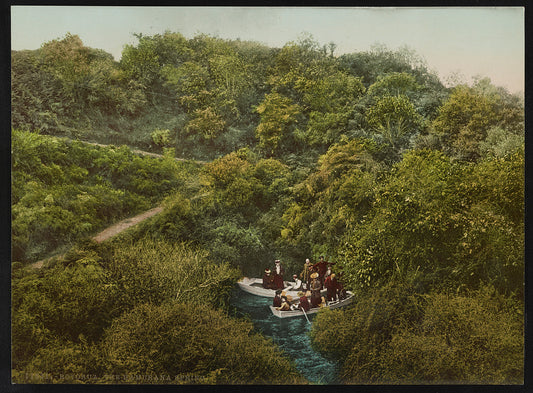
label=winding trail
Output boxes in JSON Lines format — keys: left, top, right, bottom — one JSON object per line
{"left": 30, "top": 206, "right": 165, "bottom": 269}
{"left": 28, "top": 139, "right": 211, "bottom": 270}
{"left": 92, "top": 206, "right": 164, "bottom": 243}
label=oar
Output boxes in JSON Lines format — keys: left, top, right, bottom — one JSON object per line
{"left": 301, "top": 307, "right": 310, "bottom": 324}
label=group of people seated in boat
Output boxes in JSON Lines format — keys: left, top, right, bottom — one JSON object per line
{"left": 264, "top": 256, "right": 347, "bottom": 311}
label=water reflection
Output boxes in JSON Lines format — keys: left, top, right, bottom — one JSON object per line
{"left": 230, "top": 288, "right": 340, "bottom": 384}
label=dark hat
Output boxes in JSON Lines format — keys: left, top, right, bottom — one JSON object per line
{"left": 265, "top": 268, "right": 271, "bottom": 274}
{"left": 275, "top": 289, "right": 282, "bottom": 295}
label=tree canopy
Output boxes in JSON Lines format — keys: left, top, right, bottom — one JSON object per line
{"left": 11, "top": 31, "right": 524, "bottom": 385}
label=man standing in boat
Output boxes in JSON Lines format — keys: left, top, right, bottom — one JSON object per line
{"left": 273, "top": 259, "right": 285, "bottom": 289}
{"left": 313, "top": 256, "right": 334, "bottom": 289}
{"left": 300, "top": 258, "right": 314, "bottom": 290}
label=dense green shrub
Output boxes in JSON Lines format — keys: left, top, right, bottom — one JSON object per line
{"left": 12, "top": 249, "right": 117, "bottom": 370}
{"left": 103, "top": 237, "right": 240, "bottom": 312}
{"left": 310, "top": 283, "right": 523, "bottom": 384}
{"left": 102, "top": 302, "right": 305, "bottom": 384}
{"left": 12, "top": 236, "right": 303, "bottom": 384}
{"left": 11, "top": 31, "right": 524, "bottom": 385}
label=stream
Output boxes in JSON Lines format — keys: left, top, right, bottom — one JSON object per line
{"left": 230, "top": 287, "right": 340, "bottom": 384}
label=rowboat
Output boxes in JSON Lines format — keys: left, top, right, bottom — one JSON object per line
{"left": 237, "top": 277, "right": 309, "bottom": 298}
{"left": 269, "top": 291, "right": 354, "bottom": 318}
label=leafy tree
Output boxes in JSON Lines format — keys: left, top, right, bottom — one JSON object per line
{"left": 185, "top": 107, "right": 226, "bottom": 141}
{"left": 430, "top": 78, "right": 523, "bottom": 161}
{"left": 11, "top": 49, "right": 64, "bottom": 132}
{"left": 338, "top": 44, "right": 431, "bottom": 87}
{"left": 120, "top": 31, "right": 191, "bottom": 98}
{"left": 255, "top": 92, "right": 302, "bottom": 156}
{"left": 365, "top": 94, "right": 423, "bottom": 155}
{"left": 336, "top": 149, "right": 524, "bottom": 297}
{"left": 39, "top": 33, "right": 94, "bottom": 107}
{"left": 478, "top": 126, "right": 524, "bottom": 158}
{"left": 366, "top": 72, "right": 421, "bottom": 100}
{"left": 280, "top": 139, "right": 381, "bottom": 260}
{"left": 162, "top": 61, "right": 211, "bottom": 111}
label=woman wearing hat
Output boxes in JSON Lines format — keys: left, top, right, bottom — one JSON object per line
{"left": 262, "top": 268, "right": 274, "bottom": 289}
{"left": 310, "top": 272, "right": 322, "bottom": 308}
{"left": 273, "top": 259, "right": 285, "bottom": 290}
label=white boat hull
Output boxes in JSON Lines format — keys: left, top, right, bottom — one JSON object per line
{"left": 236, "top": 277, "right": 305, "bottom": 298}
{"left": 269, "top": 292, "right": 354, "bottom": 318}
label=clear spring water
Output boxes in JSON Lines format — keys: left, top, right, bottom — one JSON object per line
{"left": 229, "top": 287, "right": 340, "bottom": 384}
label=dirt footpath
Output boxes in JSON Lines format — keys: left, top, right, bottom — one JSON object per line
{"left": 92, "top": 206, "right": 163, "bottom": 243}
{"left": 31, "top": 206, "right": 164, "bottom": 269}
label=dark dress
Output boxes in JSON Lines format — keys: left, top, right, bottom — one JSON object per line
{"left": 263, "top": 273, "right": 274, "bottom": 289}
{"left": 273, "top": 295, "right": 282, "bottom": 307}
{"left": 325, "top": 275, "right": 338, "bottom": 301}
{"left": 273, "top": 264, "right": 285, "bottom": 289}
{"left": 310, "top": 292, "right": 322, "bottom": 308}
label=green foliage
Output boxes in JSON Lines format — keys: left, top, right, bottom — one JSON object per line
{"left": 311, "top": 283, "right": 523, "bottom": 384}
{"left": 185, "top": 107, "right": 226, "bottom": 141}
{"left": 280, "top": 139, "right": 382, "bottom": 260}
{"left": 12, "top": 235, "right": 302, "bottom": 384}
{"left": 367, "top": 72, "right": 421, "bottom": 100}
{"left": 12, "top": 32, "right": 456, "bottom": 160}
{"left": 11, "top": 130, "right": 195, "bottom": 263}
{"left": 11, "top": 31, "right": 524, "bottom": 385}
{"left": 339, "top": 44, "right": 433, "bottom": 87}
{"left": 104, "top": 237, "right": 240, "bottom": 311}
{"left": 430, "top": 79, "right": 524, "bottom": 161}
{"left": 102, "top": 302, "right": 305, "bottom": 384}
{"left": 336, "top": 149, "right": 524, "bottom": 297}
{"left": 366, "top": 94, "right": 423, "bottom": 153}
{"left": 478, "top": 126, "right": 524, "bottom": 158}
{"left": 12, "top": 249, "right": 117, "bottom": 370}
{"left": 255, "top": 92, "right": 302, "bottom": 155}
{"left": 150, "top": 128, "right": 172, "bottom": 148}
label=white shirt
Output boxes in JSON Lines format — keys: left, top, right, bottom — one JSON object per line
{"left": 291, "top": 278, "right": 302, "bottom": 290}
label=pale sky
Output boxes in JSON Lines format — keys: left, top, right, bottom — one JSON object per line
{"left": 10, "top": 6, "right": 525, "bottom": 94}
